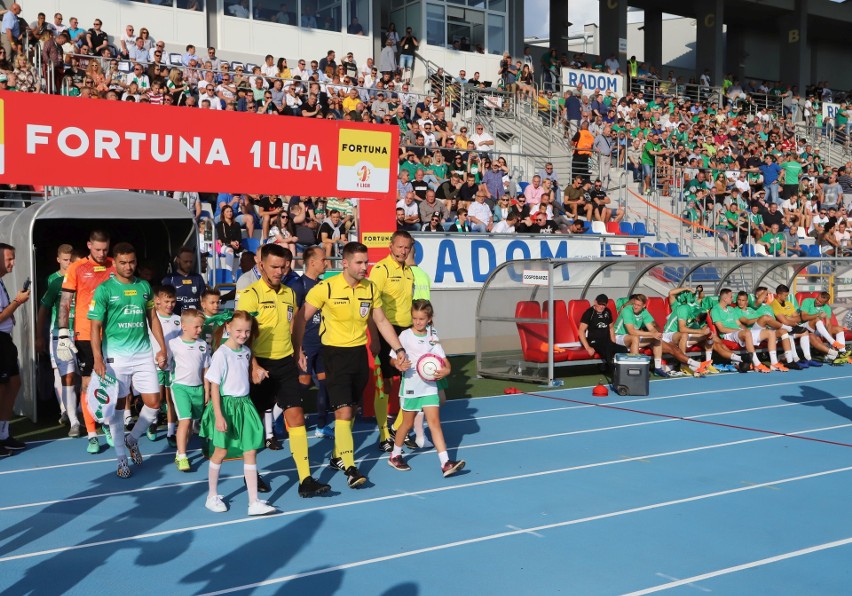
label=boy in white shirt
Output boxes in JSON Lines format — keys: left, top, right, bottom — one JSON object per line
{"left": 169, "top": 308, "right": 211, "bottom": 471}
{"left": 148, "top": 285, "right": 183, "bottom": 443}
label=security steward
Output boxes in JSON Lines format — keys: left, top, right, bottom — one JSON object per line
{"left": 294, "top": 242, "right": 410, "bottom": 489}
{"left": 238, "top": 243, "right": 330, "bottom": 499}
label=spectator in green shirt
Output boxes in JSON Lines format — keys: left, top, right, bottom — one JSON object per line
{"left": 759, "top": 223, "right": 785, "bottom": 256}
{"left": 780, "top": 153, "right": 802, "bottom": 202}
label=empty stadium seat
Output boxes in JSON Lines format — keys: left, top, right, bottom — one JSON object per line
{"left": 632, "top": 221, "right": 647, "bottom": 236}
{"left": 213, "top": 269, "right": 234, "bottom": 285}
{"left": 600, "top": 244, "right": 616, "bottom": 257}
{"left": 666, "top": 242, "right": 684, "bottom": 257}
{"left": 515, "top": 301, "right": 575, "bottom": 363}
{"left": 518, "top": 181, "right": 529, "bottom": 194}
{"left": 606, "top": 222, "right": 621, "bottom": 235}
{"left": 625, "top": 242, "right": 640, "bottom": 257}
{"left": 241, "top": 238, "right": 261, "bottom": 254}
{"left": 541, "top": 299, "right": 576, "bottom": 344}
{"left": 590, "top": 221, "right": 607, "bottom": 234}
{"left": 807, "top": 245, "right": 822, "bottom": 257}
{"left": 741, "top": 244, "right": 756, "bottom": 257}
{"left": 619, "top": 221, "right": 634, "bottom": 235}
{"left": 653, "top": 242, "right": 668, "bottom": 256}
{"left": 645, "top": 296, "right": 670, "bottom": 328}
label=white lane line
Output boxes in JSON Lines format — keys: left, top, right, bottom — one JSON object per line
{"left": 653, "top": 573, "right": 712, "bottom": 593}
{"left": 506, "top": 524, "right": 544, "bottom": 538}
{"left": 626, "top": 537, "right": 852, "bottom": 595}
{"left": 196, "top": 465, "right": 852, "bottom": 595}
{"left": 2, "top": 395, "right": 851, "bottom": 511}
{"left": 2, "top": 422, "right": 850, "bottom": 564}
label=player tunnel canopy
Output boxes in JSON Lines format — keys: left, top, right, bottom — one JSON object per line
{"left": 4, "top": 191, "right": 199, "bottom": 421}
{"left": 475, "top": 257, "right": 852, "bottom": 385}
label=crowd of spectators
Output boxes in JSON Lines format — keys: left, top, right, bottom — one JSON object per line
{"left": 6, "top": 2, "right": 852, "bottom": 259}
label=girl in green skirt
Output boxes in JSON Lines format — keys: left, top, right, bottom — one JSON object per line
{"left": 201, "top": 310, "right": 276, "bottom": 516}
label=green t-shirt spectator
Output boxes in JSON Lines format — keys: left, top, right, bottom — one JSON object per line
{"left": 641, "top": 141, "right": 661, "bottom": 166}
{"left": 781, "top": 160, "right": 802, "bottom": 185}
{"left": 759, "top": 231, "right": 785, "bottom": 256}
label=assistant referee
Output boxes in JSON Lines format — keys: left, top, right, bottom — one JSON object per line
{"left": 294, "top": 242, "right": 410, "bottom": 489}
{"left": 238, "top": 243, "right": 330, "bottom": 499}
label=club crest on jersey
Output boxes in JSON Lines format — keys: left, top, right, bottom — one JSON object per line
{"left": 192, "top": 287, "right": 197, "bottom": 294}
{"left": 359, "top": 301, "right": 370, "bottom": 318}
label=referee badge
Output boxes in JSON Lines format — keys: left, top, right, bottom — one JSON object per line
{"left": 359, "top": 301, "right": 371, "bottom": 318}
{"left": 287, "top": 305, "right": 294, "bottom": 322}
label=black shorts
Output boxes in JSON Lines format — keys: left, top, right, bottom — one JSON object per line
{"left": 323, "top": 345, "right": 369, "bottom": 410}
{"left": 378, "top": 325, "right": 407, "bottom": 379}
{"left": 76, "top": 340, "right": 95, "bottom": 378}
{"left": 250, "top": 355, "right": 302, "bottom": 412}
{"left": 782, "top": 184, "right": 798, "bottom": 200}
{"left": 588, "top": 338, "right": 628, "bottom": 364}
{"left": 0, "top": 332, "right": 19, "bottom": 384}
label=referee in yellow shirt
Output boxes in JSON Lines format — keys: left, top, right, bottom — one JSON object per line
{"left": 294, "top": 242, "right": 409, "bottom": 488}
{"left": 368, "top": 231, "right": 415, "bottom": 452}
{"left": 238, "top": 243, "right": 330, "bottom": 498}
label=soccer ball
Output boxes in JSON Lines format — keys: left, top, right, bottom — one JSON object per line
{"left": 416, "top": 354, "right": 446, "bottom": 381}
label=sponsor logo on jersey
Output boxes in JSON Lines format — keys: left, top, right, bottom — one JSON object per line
{"left": 93, "top": 266, "right": 106, "bottom": 272}
{"left": 121, "top": 304, "right": 145, "bottom": 316}
{"left": 124, "top": 290, "right": 138, "bottom": 296}
{"left": 182, "top": 280, "right": 192, "bottom": 285}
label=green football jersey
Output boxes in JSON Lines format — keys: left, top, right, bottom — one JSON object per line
{"left": 88, "top": 277, "right": 154, "bottom": 358}
{"left": 615, "top": 307, "right": 654, "bottom": 335}
{"left": 800, "top": 297, "right": 831, "bottom": 319}
{"left": 710, "top": 304, "right": 741, "bottom": 331}
{"left": 39, "top": 271, "right": 75, "bottom": 333}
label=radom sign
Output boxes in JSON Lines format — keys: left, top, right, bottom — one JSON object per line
{"left": 0, "top": 92, "right": 398, "bottom": 198}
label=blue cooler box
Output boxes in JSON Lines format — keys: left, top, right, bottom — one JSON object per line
{"left": 612, "top": 353, "right": 651, "bottom": 396}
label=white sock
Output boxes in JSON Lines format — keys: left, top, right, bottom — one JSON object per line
{"left": 130, "top": 405, "right": 158, "bottom": 442}
{"left": 272, "top": 404, "right": 284, "bottom": 422}
{"left": 751, "top": 353, "right": 761, "bottom": 366}
{"left": 687, "top": 358, "right": 700, "bottom": 369}
{"left": 730, "top": 353, "right": 742, "bottom": 363}
{"left": 167, "top": 423, "right": 176, "bottom": 437}
{"left": 62, "top": 386, "right": 79, "bottom": 426}
{"left": 264, "top": 410, "right": 274, "bottom": 439}
{"left": 785, "top": 350, "right": 794, "bottom": 363}
{"left": 54, "top": 372, "right": 65, "bottom": 413}
{"left": 800, "top": 335, "right": 813, "bottom": 360}
{"left": 244, "top": 463, "right": 258, "bottom": 503}
{"left": 177, "top": 452, "right": 187, "bottom": 460}
{"left": 836, "top": 332, "right": 845, "bottom": 346}
{"left": 414, "top": 412, "right": 426, "bottom": 448}
{"left": 124, "top": 410, "right": 132, "bottom": 424}
{"left": 705, "top": 349, "right": 712, "bottom": 361}
{"left": 0, "top": 421, "right": 8, "bottom": 440}
{"left": 208, "top": 461, "right": 221, "bottom": 497}
{"left": 769, "top": 351, "right": 778, "bottom": 365}
{"left": 828, "top": 348, "right": 839, "bottom": 359}
{"left": 110, "top": 412, "right": 126, "bottom": 460}
{"left": 654, "top": 358, "right": 662, "bottom": 369}
{"left": 437, "top": 450, "right": 449, "bottom": 466}
{"left": 391, "top": 445, "right": 403, "bottom": 457}
{"left": 815, "top": 320, "right": 835, "bottom": 344}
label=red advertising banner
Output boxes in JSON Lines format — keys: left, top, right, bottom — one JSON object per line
{"left": 0, "top": 91, "right": 399, "bottom": 199}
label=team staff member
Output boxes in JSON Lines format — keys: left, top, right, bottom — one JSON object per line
{"left": 369, "top": 231, "right": 415, "bottom": 452}
{"left": 577, "top": 293, "right": 626, "bottom": 374}
{"left": 89, "top": 242, "right": 168, "bottom": 478}
{"left": 237, "top": 243, "right": 330, "bottom": 499}
{"left": 295, "top": 246, "right": 333, "bottom": 439}
{"left": 35, "top": 245, "right": 81, "bottom": 436}
{"left": 56, "top": 230, "right": 116, "bottom": 455}
{"left": 162, "top": 246, "right": 206, "bottom": 314}
{"left": 0, "top": 243, "right": 30, "bottom": 457}
{"left": 294, "top": 242, "right": 410, "bottom": 489}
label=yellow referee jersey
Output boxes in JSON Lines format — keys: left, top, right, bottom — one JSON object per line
{"left": 305, "top": 273, "right": 381, "bottom": 348}
{"left": 770, "top": 297, "right": 798, "bottom": 321}
{"left": 369, "top": 255, "right": 414, "bottom": 327}
{"left": 238, "top": 279, "right": 297, "bottom": 359}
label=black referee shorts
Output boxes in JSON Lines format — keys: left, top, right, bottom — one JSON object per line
{"left": 377, "top": 324, "right": 407, "bottom": 379}
{"left": 323, "top": 345, "right": 370, "bottom": 410}
{"left": 250, "top": 355, "right": 302, "bottom": 413}
{"left": 0, "top": 332, "right": 19, "bottom": 384}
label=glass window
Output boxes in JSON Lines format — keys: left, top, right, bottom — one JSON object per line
{"left": 177, "top": 0, "right": 201, "bottom": 9}
{"left": 128, "top": 0, "right": 176, "bottom": 6}
{"left": 487, "top": 13, "right": 504, "bottom": 55}
{"left": 346, "top": 0, "right": 370, "bottom": 35}
{"left": 468, "top": 0, "right": 486, "bottom": 8}
{"left": 447, "top": 6, "right": 483, "bottom": 52}
{"left": 488, "top": 0, "right": 506, "bottom": 11}
{"left": 301, "top": 0, "right": 341, "bottom": 31}
{"left": 426, "top": 3, "right": 446, "bottom": 47}
{"left": 224, "top": 0, "right": 251, "bottom": 18}
{"left": 256, "top": 1, "right": 298, "bottom": 24}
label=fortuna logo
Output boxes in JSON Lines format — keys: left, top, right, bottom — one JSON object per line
{"left": 340, "top": 144, "right": 388, "bottom": 154}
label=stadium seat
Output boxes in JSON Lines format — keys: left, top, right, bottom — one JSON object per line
{"left": 653, "top": 242, "right": 668, "bottom": 256}
{"left": 795, "top": 291, "right": 819, "bottom": 305}
{"left": 741, "top": 244, "right": 756, "bottom": 257}
{"left": 590, "top": 221, "right": 606, "bottom": 234}
{"left": 807, "top": 245, "right": 822, "bottom": 257}
{"left": 600, "top": 244, "right": 616, "bottom": 257}
{"left": 632, "top": 221, "right": 647, "bottom": 236}
{"left": 241, "top": 238, "right": 261, "bottom": 254}
{"left": 645, "top": 296, "right": 671, "bottom": 330}
{"left": 606, "top": 222, "right": 621, "bottom": 235}
{"left": 607, "top": 299, "right": 618, "bottom": 320}
{"left": 619, "top": 222, "right": 634, "bottom": 235}
{"left": 515, "top": 301, "right": 573, "bottom": 363}
{"left": 666, "top": 242, "right": 684, "bottom": 257}
{"left": 625, "top": 242, "right": 640, "bottom": 257}
{"left": 214, "top": 269, "right": 234, "bottom": 285}
{"left": 518, "top": 181, "right": 529, "bottom": 194}
{"left": 543, "top": 300, "right": 594, "bottom": 361}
